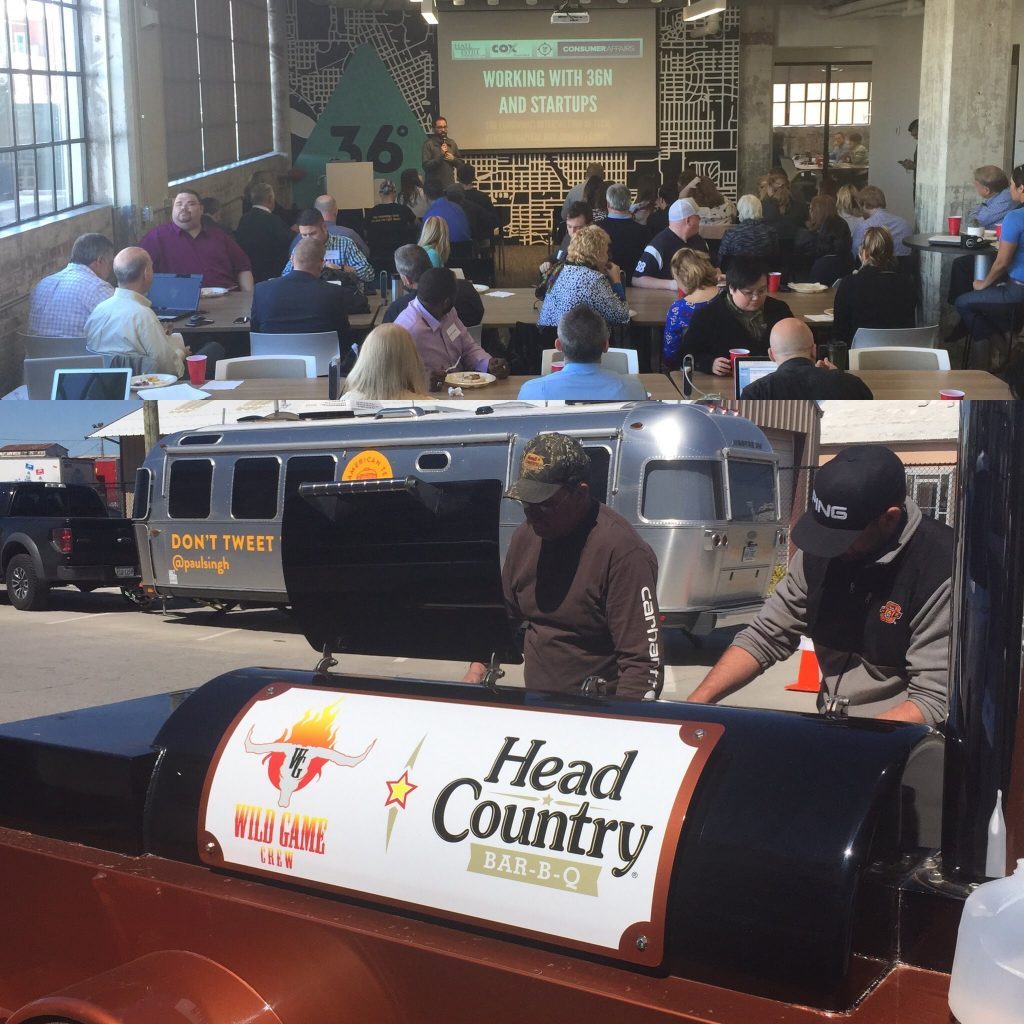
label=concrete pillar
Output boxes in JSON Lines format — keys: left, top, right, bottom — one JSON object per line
{"left": 738, "top": 5, "right": 777, "bottom": 196}
{"left": 916, "top": 0, "right": 1014, "bottom": 324}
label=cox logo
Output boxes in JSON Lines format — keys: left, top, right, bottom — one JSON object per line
{"left": 492, "top": 43, "right": 519, "bottom": 54}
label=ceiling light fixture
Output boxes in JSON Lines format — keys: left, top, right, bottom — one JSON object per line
{"left": 682, "top": 0, "right": 727, "bottom": 21}
{"left": 422, "top": 0, "right": 438, "bottom": 24}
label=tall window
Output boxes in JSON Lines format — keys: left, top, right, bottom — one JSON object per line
{"left": 0, "top": 0, "right": 88, "bottom": 229}
{"left": 163, "top": 0, "right": 273, "bottom": 183}
{"left": 772, "top": 76, "right": 872, "bottom": 129}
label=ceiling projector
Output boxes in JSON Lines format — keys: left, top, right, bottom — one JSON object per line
{"left": 551, "top": 11, "right": 590, "bottom": 24}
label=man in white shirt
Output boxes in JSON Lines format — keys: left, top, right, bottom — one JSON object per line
{"left": 85, "top": 248, "right": 223, "bottom": 376}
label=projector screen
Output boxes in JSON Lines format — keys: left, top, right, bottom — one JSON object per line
{"left": 436, "top": 11, "right": 657, "bottom": 151}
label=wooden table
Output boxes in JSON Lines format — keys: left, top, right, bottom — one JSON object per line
{"left": 183, "top": 290, "right": 383, "bottom": 333}
{"left": 212, "top": 373, "right": 683, "bottom": 401}
{"left": 670, "top": 368, "right": 1011, "bottom": 400}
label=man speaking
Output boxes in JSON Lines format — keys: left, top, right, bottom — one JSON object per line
{"left": 422, "top": 115, "right": 465, "bottom": 189}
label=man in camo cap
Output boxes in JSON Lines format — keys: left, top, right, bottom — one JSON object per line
{"left": 467, "top": 432, "right": 662, "bottom": 700}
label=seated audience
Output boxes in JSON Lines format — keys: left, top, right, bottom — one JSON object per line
{"left": 680, "top": 175, "right": 737, "bottom": 224}
{"left": 850, "top": 186, "right": 911, "bottom": 258}
{"left": 418, "top": 216, "right": 450, "bottom": 269}
{"left": 602, "top": 184, "right": 649, "bottom": 285}
{"left": 760, "top": 172, "right": 808, "bottom": 253}
{"left": 630, "top": 175, "right": 660, "bottom": 226}
{"left": 139, "top": 189, "right": 253, "bottom": 292}
{"left": 561, "top": 162, "right": 604, "bottom": 221}
{"left": 644, "top": 185, "right": 677, "bottom": 236}
{"left": 829, "top": 132, "right": 849, "bottom": 163}
{"left": 717, "top": 195, "right": 780, "bottom": 273}
{"left": 445, "top": 184, "right": 491, "bottom": 245}
{"left": 342, "top": 324, "right": 429, "bottom": 401}
{"left": 680, "top": 255, "right": 793, "bottom": 375}
{"left": 541, "top": 201, "right": 592, "bottom": 275}
{"left": 281, "top": 209, "right": 373, "bottom": 283}
{"left": 662, "top": 249, "right": 721, "bottom": 370}
{"left": 952, "top": 167, "right": 1024, "bottom": 359}
{"left": 365, "top": 179, "right": 417, "bottom": 270}
{"left": 422, "top": 176, "right": 471, "bottom": 243}
{"left": 249, "top": 238, "right": 350, "bottom": 355}
{"left": 234, "top": 182, "right": 295, "bottom": 283}
{"left": 740, "top": 318, "right": 873, "bottom": 400}
{"left": 398, "top": 169, "right": 430, "bottom": 222}
{"left": 518, "top": 305, "right": 647, "bottom": 401}
{"left": 315, "top": 194, "right": 370, "bottom": 256}
{"left": 833, "top": 226, "right": 916, "bottom": 343}
{"left": 793, "top": 195, "right": 854, "bottom": 283}
{"left": 538, "top": 225, "right": 630, "bottom": 328}
{"left": 583, "top": 173, "right": 608, "bottom": 222}
{"left": 633, "top": 199, "right": 710, "bottom": 290}
{"left": 845, "top": 132, "right": 869, "bottom": 165}
{"left": 383, "top": 243, "right": 484, "bottom": 328}
{"left": 28, "top": 233, "right": 114, "bottom": 337}
{"left": 836, "top": 185, "right": 864, "bottom": 234}
{"left": 392, "top": 267, "right": 509, "bottom": 387}
{"left": 457, "top": 164, "right": 499, "bottom": 223}
{"left": 85, "top": 248, "right": 223, "bottom": 375}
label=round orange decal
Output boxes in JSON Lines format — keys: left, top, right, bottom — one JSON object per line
{"left": 342, "top": 450, "right": 394, "bottom": 481}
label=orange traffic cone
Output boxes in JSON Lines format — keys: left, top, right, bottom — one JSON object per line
{"left": 786, "top": 635, "right": 821, "bottom": 693}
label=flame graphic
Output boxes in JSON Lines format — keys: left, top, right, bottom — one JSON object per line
{"left": 263, "top": 702, "right": 341, "bottom": 797}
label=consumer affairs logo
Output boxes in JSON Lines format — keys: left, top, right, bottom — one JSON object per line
{"left": 244, "top": 702, "right": 376, "bottom": 808}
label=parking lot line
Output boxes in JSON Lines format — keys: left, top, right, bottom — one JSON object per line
{"left": 47, "top": 612, "right": 115, "bottom": 626}
{"left": 196, "top": 628, "right": 238, "bottom": 643}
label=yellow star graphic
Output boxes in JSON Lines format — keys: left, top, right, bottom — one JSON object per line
{"left": 385, "top": 770, "right": 417, "bottom": 809}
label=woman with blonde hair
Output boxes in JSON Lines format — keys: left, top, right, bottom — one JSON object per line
{"left": 662, "top": 249, "right": 721, "bottom": 368}
{"left": 342, "top": 324, "right": 429, "bottom": 400}
{"left": 793, "top": 194, "right": 853, "bottom": 283}
{"left": 537, "top": 224, "right": 630, "bottom": 327}
{"left": 760, "top": 170, "right": 808, "bottom": 248}
{"left": 836, "top": 185, "right": 863, "bottom": 233}
{"left": 418, "top": 216, "right": 450, "bottom": 268}
{"left": 833, "top": 226, "right": 915, "bottom": 343}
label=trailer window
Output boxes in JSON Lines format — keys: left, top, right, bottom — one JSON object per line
{"left": 642, "top": 461, "right": 720, "bottom": 520}
{"left": 581, "top": 446, "right": 611, "bottom": 504}
{"left": 133, "top": 469, "right": 151, "bottom": 520}
{"left": 232, "top": 458, "right": 280, "bottom": 520}
{"left": 168, "top": 460, "right": 213, "bottom": 520}
{"left": 727, "top": 461, "right": 777, "bottom": 522}
{"left": 285, "top": 456, "right": 336, "bottom": 497}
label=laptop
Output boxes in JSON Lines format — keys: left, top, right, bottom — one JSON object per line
{"left": 734, "top": 358, "right": 778, "bottom": 399}
{"left": 148, "top": 273, "right": 204, "bottom": 320}
{"left": 51, "top": 367, "right": 133, "bottom": 400}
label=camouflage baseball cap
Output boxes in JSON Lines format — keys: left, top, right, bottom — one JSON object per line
{"left": 378, "top": 179, "right": 397, "bottom": 194}
{"left": 507, "top": 433, "right": 591, "bottom": 504}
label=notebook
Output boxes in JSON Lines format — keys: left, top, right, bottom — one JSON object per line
{"left": 51, "top": 367, "right": 133, "bottom": 400}
{"left": 928, "top": 234, "right": 962, "bottom": 246}
{"left": 148, "top": 273, "right": 204, "bottom": 320}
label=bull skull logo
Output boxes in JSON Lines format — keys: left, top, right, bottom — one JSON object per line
{"left": 244, "top": 701, "right": 375, "bottom": 808}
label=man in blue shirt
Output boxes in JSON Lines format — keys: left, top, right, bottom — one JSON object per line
{"left": 28, "top": 233, "right": 115, "bottom": 337}
{"left": 518, "top": 306, "right": 647, "bottom": 401}
{"left": 422, "top": 177, "right": 471, "bottom": 243}
{"left": 850, "top": 186, "right": 912, "bottom": 258}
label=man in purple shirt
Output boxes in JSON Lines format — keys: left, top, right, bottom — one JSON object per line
{"left": 139, "top": 189, "right": 254, "bottom": 292}
{"left": 393, "top": 268, "right": 508, "bottom": 389}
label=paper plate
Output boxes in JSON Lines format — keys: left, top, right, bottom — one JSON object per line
{"left": 131, "top": 373, "right": 179, "bottom": 389}
{"left": 200, "top": 287, "right": 229, "bottom": 298}
{"left": 788, "top": 282, "right": 829, "bottom": 293}
{"left": 445, "top": 371, "right": 496, "bottom": 389}
{"left": 473, "top": 283, "right": 489, "bottom": 293}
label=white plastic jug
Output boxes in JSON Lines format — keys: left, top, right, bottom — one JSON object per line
{"left": 948, "top": 858, "right": 1024, "bottom": 1024}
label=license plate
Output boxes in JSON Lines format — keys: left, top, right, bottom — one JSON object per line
{"left": 115, "top": 566, "right": 136, "bottom": 578}
{"left": 741, "top": 544, "right": 758, "bottom": 562}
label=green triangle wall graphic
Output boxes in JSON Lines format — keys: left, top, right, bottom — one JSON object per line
{"left": 294, "top": 44, "right": 425, "bottom": 208}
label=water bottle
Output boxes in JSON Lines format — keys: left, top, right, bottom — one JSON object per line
{"left": 947, "top": 858, "right": 1024, "bottom": 1023}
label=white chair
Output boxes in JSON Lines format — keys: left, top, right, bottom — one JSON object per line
{"left": 849, "top": 347, "right": 951, "bottom": 371}
{"left": 249, "top": 332, "right": 340, "bottom": 377}
{"left": 215, "top": 355, "right": 317, "bottom": 380}
{"left": 18, "top": 333, "right": 88, "bottom": 359}
{"left": 24, "top": 355, "right": 104, "bottom": 399}
{"left": 851, "top": 325, "right": 939, "bottom": 350}
{"left": 780, "top": 156, "right": 799, "bottom": 181}
{"left": 540, "top": 347, "right": 639, "bottom": 375}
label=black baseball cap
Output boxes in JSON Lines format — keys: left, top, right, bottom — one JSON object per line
{"left": 792, "top": 445, "right": 907, "bottom": 559}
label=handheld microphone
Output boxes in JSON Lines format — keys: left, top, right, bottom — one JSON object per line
{"left": 681, "top": 355, "right": 694, "bottom": 398}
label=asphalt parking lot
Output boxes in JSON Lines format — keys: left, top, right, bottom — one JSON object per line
{"left": 0, "top": 585, "right": 815, "bottom": 724}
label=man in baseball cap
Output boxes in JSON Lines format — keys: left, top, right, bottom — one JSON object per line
{"left": 467, "top": 432, "right": 662, "bottom": 700}
{"left": 633, "top": 195, "right": 711, "bottom": 290}
{"left": 688, "top": 444, "right": 953, "bottom": 725}
{"left": 364, "top": 179, "right": 417, "bottom": 273}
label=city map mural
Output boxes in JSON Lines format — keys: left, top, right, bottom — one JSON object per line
{"left": 287, "top": 0, "right": 739, "bottom": 244}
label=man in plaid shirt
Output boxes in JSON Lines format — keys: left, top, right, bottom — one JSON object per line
{"left": 28, "top": 234, "right": 115, "bottom": 337}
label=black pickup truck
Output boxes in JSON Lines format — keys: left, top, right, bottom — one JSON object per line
{"left": 0, "top": 481, "right": 140, "bottom": 611}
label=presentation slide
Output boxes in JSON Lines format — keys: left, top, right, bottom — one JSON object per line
{"left": 436, "top": 11, "right": 657, "bottom": 152}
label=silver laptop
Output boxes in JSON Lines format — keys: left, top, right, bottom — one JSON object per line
{"left": 51, "top": 367, "right": 133, "bottom": 400}
{"left": 148, "top": 273, "right": 204, "bottom": 320}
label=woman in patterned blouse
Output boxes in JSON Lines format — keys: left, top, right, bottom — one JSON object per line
{"left": 537, "top": 225, "right": 630, "bottom": 328}
{"left": 663, "top": 248, "right": 721, "bottom": 369}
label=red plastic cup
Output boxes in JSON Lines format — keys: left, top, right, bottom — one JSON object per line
{"left": 729, "top": 348, "right": 750, "bottom": 369}
{"left": 939, "top": 389, "right": 965, "bottom": 401}
{"left": 767, "top": 272, "right": 782, "bottom": 293}
{"left": 550, "top": 361, "right": 564, "bottom": 373}
{"left": 186, "top": 354, "right": 208, "bottom": 385}
{"left": 947, "top": 215, "right": 962, "bottom": 235}
{"left": 996, "top": 223, "right": 1003, "bottom": 241}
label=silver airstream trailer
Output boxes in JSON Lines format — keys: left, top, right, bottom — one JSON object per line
{"left": 133, "top": 404, "right": 787, "bottom": 633}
